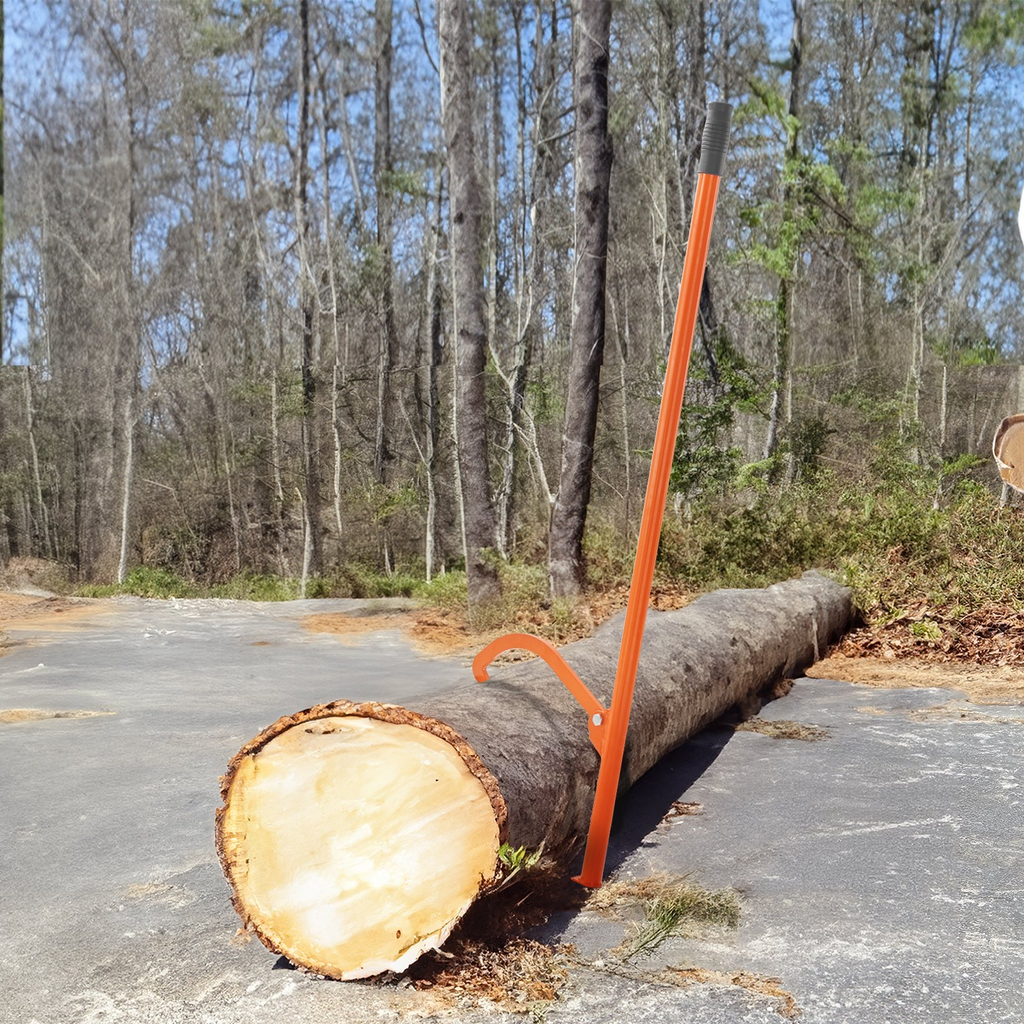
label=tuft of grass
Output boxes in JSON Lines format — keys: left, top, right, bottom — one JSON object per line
{"left": 494, "top": 842, "right": 545, "bottom": 892}
{"left": 588, "top": 874, "right": 740, "bottom": 960}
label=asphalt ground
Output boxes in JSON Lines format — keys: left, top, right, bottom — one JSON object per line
{"left": 1, "top": 596, "right": 1021, "bottom": 1023}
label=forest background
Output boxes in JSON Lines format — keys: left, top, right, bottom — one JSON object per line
{"left": 2, "top": 0, "right": 1024, "bottom": 644}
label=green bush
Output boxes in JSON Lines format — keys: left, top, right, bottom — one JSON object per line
{"left": 211, "top": 573, "right": 298, "bottom": 601}
{"left": 76, "top": 566, "right": 197, "bottom": 599}
{"left": 415, "top": 570, "right": 469, "bottom": 613}
{"left": 653, "top": 448, "right": 1023, "bottom": 616}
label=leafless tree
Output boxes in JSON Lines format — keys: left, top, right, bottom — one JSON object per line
{"left": 548, "top": 0, "right": 614, "bottom": 596}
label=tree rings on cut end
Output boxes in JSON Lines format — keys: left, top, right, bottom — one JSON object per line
{"left": 216, "top": 704, "right": 504, "bottom": 979}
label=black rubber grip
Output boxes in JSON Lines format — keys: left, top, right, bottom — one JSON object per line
{"left": 697, "top": 101, "right": 733, "bottom": 177}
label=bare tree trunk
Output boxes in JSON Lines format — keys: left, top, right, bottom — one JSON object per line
{"left": 763, "top": 0, "right": 805, "bottom": 464}
{"left": 939, "top": 362, "right": 948, "bottom": 449}
{"left": 22, "top": 367, "right": 51, "bottom": 557}
{"left": 314, "top": 60, "right": 346, "bottom": 553}
{"left": 495, "top": 3, "right": 556, "bottom": 557}
{"left": 548, "top": 0, "right": 613, "bottom": 597}
{"left": 439, "top": 0, "right": 501, "bottom": 610}
{"left": 115, "top": 8, "right": 142, "bottom": 585}
{"left": 373, "top": 0, "right": 398, "bottom": 504}
{"left": 0, "top": 0, "right": 4, "bottom": 366}
{"left": 674, "top": 0, "right": 721, "bottom": 383}
{"left": 300, "top": 494, "right": 312, "bottom": 599}
{"left": 608, "top": 286, "right": 631, "bottom": 538}
{"left": 296, "top": 0, "right": 322, "bottom": 575}
{"left": 116, "top": 397, "right": 135, "bottom": 584}
{"left": 423, "top": 175, "right": 444, "bottom": 582}
{"left": 338, "top": 95, "right": 365, "bottom": 232}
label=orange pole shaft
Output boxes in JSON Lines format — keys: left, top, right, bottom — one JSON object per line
{"left": 573, "top": 172, "right": 723, "bottom": 888}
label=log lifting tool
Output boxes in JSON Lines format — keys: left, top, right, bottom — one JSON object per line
{"left": 473, "top": 102, "right": 733, "bottom": 888}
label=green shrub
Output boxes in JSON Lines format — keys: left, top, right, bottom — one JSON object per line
{"left": 415, "top": 570, "right": 468, "bottom": 613}
{"left": 76, "top": 566, "right": 197, "bottom": 599}
{"left": 211, "top": 573, "right": 298, "bottom": 601}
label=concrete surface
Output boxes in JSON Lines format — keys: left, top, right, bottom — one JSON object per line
{"left": 1, "top": 597, "right": 1022, "bottom": 1023}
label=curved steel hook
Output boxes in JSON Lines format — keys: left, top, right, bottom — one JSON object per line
{"left": 473, "top": 632, "right": 607, "bottom": 755}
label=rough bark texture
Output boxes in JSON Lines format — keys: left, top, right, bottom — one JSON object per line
{"left": 297, "top": 0, "right": 322, "bottom": 574}
{"left": 679, "top": 0, "right": 722, "bottom": 383}
{"left": 217, "top": 572, "right": 853, "bottom": 978}
{"left": 548, "top": 0, "right": 613, "bottom": 596}
{"left": 764, "top": 0, "right": 805, "bottom": 462}
{"left": 439, "top": 0, "right": 501, "bottom": 607}
{"left": 374, "top": 0, "right": 398, "bottom": 489}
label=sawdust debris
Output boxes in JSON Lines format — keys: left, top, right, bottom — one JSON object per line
{"left": 808, "top": 656, "right": 1024, "bottom": 705}
{"left": 0, "top": 708, "right": 116, "bottom": 724}
{"left": 667, "top": 966, "right": 802, "bottom": 1019}
{"left": 735, "top": 718, "right": 830, "bottom": 741}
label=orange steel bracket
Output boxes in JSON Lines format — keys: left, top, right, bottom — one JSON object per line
{"left": 474, "top": 103, "right": 732, "bottom": 889}
{"left": 474, "top": 633, "right": 607, "bottom": 756}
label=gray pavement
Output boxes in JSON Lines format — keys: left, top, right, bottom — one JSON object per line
{"left": 1, "top": 596, "right": 1022, "bottom": 1023}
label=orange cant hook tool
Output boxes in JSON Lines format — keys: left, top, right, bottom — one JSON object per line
{"left": 474, "top": 102, "right": 733, "bottom": 889}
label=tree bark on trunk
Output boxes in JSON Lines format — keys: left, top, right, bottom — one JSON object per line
{"left": 548, "top": 0, "right": 613, "bottom": 597}
{"left": 297, "top": 0, "right": 322, "bottom": 575}
{"left": 217, "top": 572, "right": 853, "bottom": 980}
{"left": 113, "top": 7, "right": 142, "bottom": 586}
{"left": 763, "top": 0, "right": 805, "bottom": 464}
{"left": 439, "top": 0, "right": 501, "bottom": 610}
{"left": 373, "top": 0, "right": 399, "bottom": 503}
{"left": 680, "top": 0, "right": 721, "bottom": 384}
{"left": 495, "top": 2, "right": 558, "bottom": 557}
{"left": 422, "top": 173, "right": 444, "bottom": 581}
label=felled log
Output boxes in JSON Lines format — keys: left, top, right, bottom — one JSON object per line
{"left": 216, "top": 571, "right": 852, "bottom": 979}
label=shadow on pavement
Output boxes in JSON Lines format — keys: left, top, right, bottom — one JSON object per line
{"left": 601, "top": 723, "right": 737, "bottom": 876}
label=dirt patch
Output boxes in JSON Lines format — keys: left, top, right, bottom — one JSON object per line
{"left": 303, "top": 607, "right": 536, "bottom": 660}
{"left": 0, "top": 556, "right": 69, "bottom": 593}
{"left": 834, "top": 601, "right": 1024, "bottom": 668}
{"left": 856, "top": 702, "right": 1024, "bottom": 726}
{"left": 0, "top": 708, "right": 116, "bottom": 724}
{"left": 666, "top": 967, "right": 802, "bottom": 1019}
{"left": 808, "top": 656, "right": 1024, "bottom": 705}
{"left": 124, "top": 882, "right": 196, "bottom": 909}
{"left": 303, "top": 611, "right": 413, "bottom": 644}
{"left": 735, "top": 718, "right": 830, "bottom": 741}
{"left": 659, "top": 801, "right": 704, "bottom": 825}
{"left": 406, "top": 609, "right": 477, "bottom": 656}
{"left": 586, "top": 581, "right": 697, "bottom": 625}
{"left": 0, "top": 592, "right": 109, "bottom": 634}
{"left": 302, "top": 582, "right": 698, "bottom": 661}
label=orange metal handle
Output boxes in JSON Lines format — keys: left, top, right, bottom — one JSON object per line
{"left": 573, "top": 169, "right": 725, "bottom": 889}
{"left": 474, "top": 632, "right": 607, "bottom": 755}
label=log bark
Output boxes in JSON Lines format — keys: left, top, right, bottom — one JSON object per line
{"left": 216, "top": 572, "right": 852, "bottom": 980}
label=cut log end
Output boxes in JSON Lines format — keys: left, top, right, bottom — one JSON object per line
{"left": 216, "top": 705, "right": 504, "bottom": 979}
{"left": 994, "top": 414, "right": 1024, "bottom": 493}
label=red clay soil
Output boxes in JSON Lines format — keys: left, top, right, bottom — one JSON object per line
{"left": 0, "top": 593, "right": 107, "bottom": 635}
